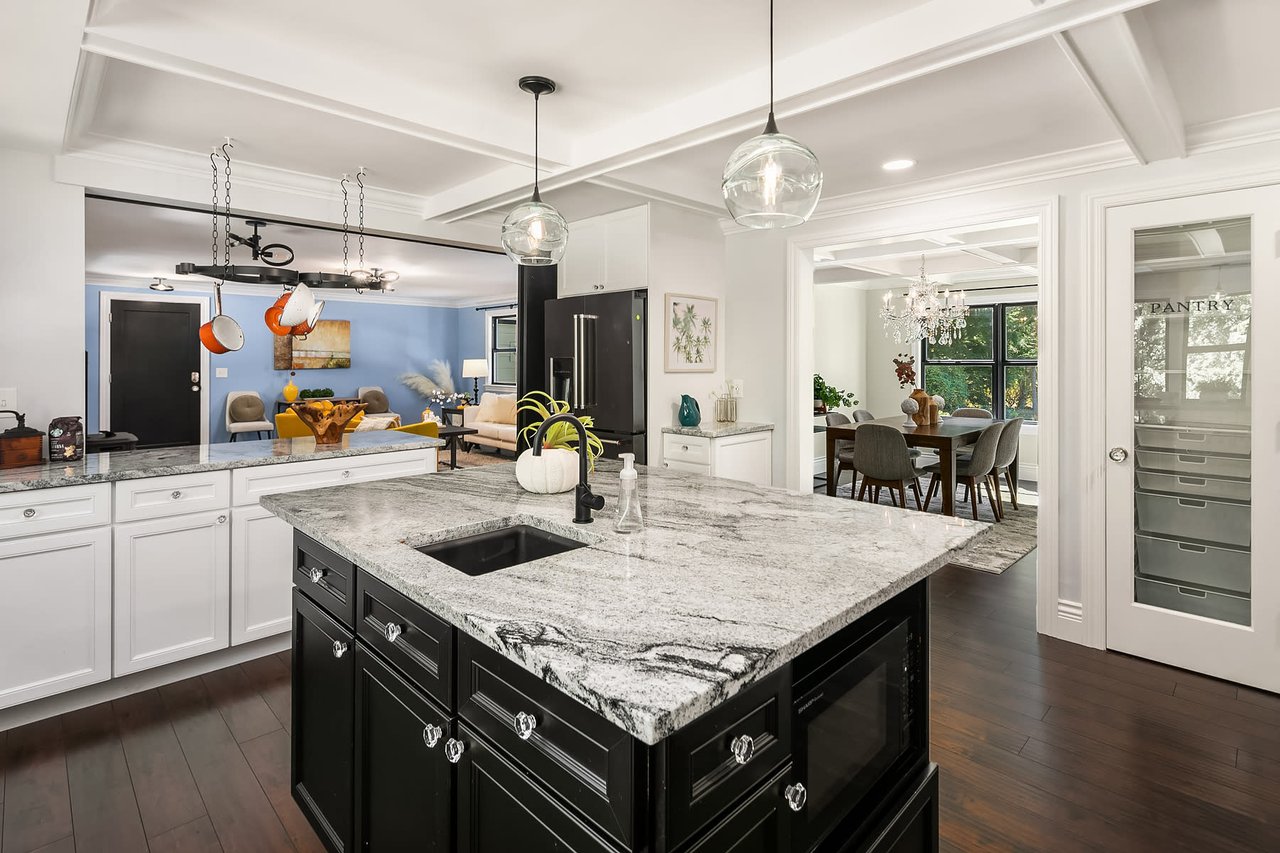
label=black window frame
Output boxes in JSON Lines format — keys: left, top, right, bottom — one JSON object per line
{"left": 921, "top": 300, "right": 1038, "bottom": 422}
{"left": 489, "top": 313, "right": 517, "bottom": 389}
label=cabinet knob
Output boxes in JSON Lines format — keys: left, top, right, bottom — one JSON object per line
{"left": 216, "top": 515, "right": 227, "bottom": 524}
{"left": 383, "top": 622, "right": 403, "bottom": 643}
{"left": 730, "top": 733, "right": 755, "bottom": 765}
{"left": 1108, "top": 447, "right": 1129, "bottom": 463}
{"left": 307, "top": 567, "right": 326, "bottom": 584}
{"left": 784, "top": 782, "right": 807, "bottom": 812}
{"left": 171, "top": 490, "right": 182, "bottom": 500}
{"left": 513, "top": 711, "right": 538, "bottom": 740}
{"left": 22, "top": 508, "right": 35, "bottom": 519}
{"left": 444, "top": 738, "right": 465, "bottom": 764}
{"left": 332, "top": 640, "right": 348, "bottom": 659}
{"left": 422, "top": 724, "right": 443, "bottom": 748}
{"left": 341, "top": 470, "right": 351, "bottom": 479}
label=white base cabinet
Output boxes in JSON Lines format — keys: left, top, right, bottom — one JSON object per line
{"left": 662, "top": 430, "right": 773, "bottom": 487}
{"left": 231, "top": 504, "right": 295, "bottom": 645}
{"left": 113, "top": 509, "right": 231, "bottom": 675}
{"left": 0, "top": 527, "right": 112, "bottom": 709}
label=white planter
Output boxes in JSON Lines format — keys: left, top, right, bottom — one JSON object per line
{"left": 515, "top": 448, "right": 580, "bottom": 494}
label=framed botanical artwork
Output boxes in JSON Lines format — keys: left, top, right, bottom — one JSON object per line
{"left": 273, "top": 320, "right": 352, "bottom": 369}
{"left": 665, "top": 294, "right": 718, "bottom": 373}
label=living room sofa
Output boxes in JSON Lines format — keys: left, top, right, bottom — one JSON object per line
{"left": 462, "top": 392, "right": 518, "bottom": 454}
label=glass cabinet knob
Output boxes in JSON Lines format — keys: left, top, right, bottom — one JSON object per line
{"left": 171, "top": 490, "right": 182, "bottom": 500}
{"left": 341, "top": 470, "right": 351, "bottom": 479}
{"left": 730, "top": 733, "right": 755, "bottom": 765}
{"left": 384, "top": 622, "right": 403, "bottom": 643}
{"left": 307, "top": 567, "right": 325, "bottom": 584}
{"left": 422, "top": 724, "right": 443, "bottom": 748}
{"left": 444, "top": 738, "right": 465, "bottom": 764}
{"left": 514, "top": 711, "right": 538, "bottom": 740}
{"left": 784, "top": 782, "right": 807, "bottom": 812}
{"left": 1108, "top": 447, "right": 1129, "bottom": 463}
{"left": 22, "top": 508, "right": 35, "bottom": 518}
{"left": 332, "top": 640, "right": 348, "bottom": 659}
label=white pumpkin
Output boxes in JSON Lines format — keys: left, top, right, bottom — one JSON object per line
{"left": 515, "top": 448, "right": 580, "bottom": 494}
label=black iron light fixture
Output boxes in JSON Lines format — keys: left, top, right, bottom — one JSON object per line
{"left": 501, "top": 76, "right": 568, "bottom": 265}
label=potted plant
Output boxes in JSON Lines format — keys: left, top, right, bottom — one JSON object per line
{"left": 515, "top": 391, "right": 605, "bottom": 494}
{"left": 813, "top": 374, "right": 858, "bottom": 414}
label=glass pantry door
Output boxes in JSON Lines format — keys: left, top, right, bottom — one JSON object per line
{"left": 1105, "top": 187, "right": 1280, "bottom": 693}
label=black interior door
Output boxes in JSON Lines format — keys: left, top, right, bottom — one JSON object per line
{"left": 109, "top": 299, "right": 202, "bottom": 448}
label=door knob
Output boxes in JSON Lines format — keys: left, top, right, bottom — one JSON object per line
{"left": 1108, "top": 447, "right": 1129, "bottom": 463}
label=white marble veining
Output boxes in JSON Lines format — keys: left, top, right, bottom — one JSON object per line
{"left": 661, "top": 421, "right": 774, "bottom": 439}
{"left": 0, "top": 431, "right": 444, "bottom": 493}
{"left": 263, "top": 460, "right": 989, "bottom": 745}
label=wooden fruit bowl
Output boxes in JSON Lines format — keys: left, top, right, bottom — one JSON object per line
{"left": 291, "top": 401, "right": 366, "bottom": 445}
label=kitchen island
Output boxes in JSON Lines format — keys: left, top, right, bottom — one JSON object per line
{"left": 265, "top": 461, "right": 988, "bottom": 853}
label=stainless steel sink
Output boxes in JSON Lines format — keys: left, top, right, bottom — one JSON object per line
{"left": 415, "top": 524, "right": 587, "bottom": 576}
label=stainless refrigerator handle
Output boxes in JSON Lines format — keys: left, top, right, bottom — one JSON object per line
{"left": 598, "top": 438, "right": 621, "bottom": 446}
{"left": 572, "top": 318, "right": 582, "bottom": 409}
{"left": 574, "top": 313, "right": 598, "bottom": 410}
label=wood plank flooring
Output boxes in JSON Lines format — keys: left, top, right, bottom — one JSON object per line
{"left": 1, "top": 559, "right": 1277, "bottom": 851}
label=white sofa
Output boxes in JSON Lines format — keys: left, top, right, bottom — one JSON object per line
{"left": 462, "top": 393, "right": 518, "bottom": 454}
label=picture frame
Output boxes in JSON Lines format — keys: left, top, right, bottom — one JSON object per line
{"left": 664, "top": 293, "right": 718, "bottom": 373}
{"left": 273, "top": 319, "right": 351, "bottom": 369}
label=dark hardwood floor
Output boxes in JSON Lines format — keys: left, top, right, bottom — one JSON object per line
{"left": 2, "top": 557, "right": 1278, "bottom": 851}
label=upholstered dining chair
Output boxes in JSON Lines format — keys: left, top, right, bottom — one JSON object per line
{"left": 851, "top": 424, "right": 924, "bottom": 510}
{"left": 825, "top": 412, "right": 858, "bottom": 489}
{"left": 851, "top": 409, "right": 876, "bottom": 423}
{"left": 921, "top": 421, "right": 1005, "bottom": 520}
{"left": 952, "top": 407, "right": 994, "bottom": 419}
{"left": 225, "top": 391, "right": 273, "bottom": 441}
{"left": 991, "top": 417, "right": 1024, "bottom": 510}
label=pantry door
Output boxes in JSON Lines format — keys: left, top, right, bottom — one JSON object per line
{"left": 1105, "top": 186, "right": 1280, "bottom": 692}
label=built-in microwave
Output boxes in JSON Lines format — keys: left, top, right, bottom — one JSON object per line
{"left": 790, "top": 582, "right": 929, "bottom": 852}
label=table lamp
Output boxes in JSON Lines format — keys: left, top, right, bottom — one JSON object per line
{"left": 462, "top": 359, "right": 488, "bottom": 404}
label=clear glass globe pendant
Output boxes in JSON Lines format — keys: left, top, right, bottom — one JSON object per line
{"left": 723, "top": 112, "right": 823, "bottom": 228}
{"left": 501, "top": 76, "right": 569, "bottom": 266}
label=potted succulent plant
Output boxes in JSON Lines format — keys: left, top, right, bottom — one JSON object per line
{"left": 514, "top": 391, "right": 605, "bottom": 494}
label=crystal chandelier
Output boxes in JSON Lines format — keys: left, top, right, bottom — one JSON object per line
{"left": 880, "top": 256, "right": 969, "bottom": 345}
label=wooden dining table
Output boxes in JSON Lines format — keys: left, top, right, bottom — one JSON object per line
{"left": 825, "top": 416, "right": 1015, "bottom": 516}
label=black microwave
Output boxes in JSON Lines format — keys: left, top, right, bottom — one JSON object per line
{"left": 790, "top": 582, "right": 929, "bottom": 852}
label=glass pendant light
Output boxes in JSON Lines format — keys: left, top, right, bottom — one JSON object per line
{"left": 501, "top": 76, "right": 568, "bottom": 265}
{"left": 722, "top": 0, "right": 823, "bottom": 228}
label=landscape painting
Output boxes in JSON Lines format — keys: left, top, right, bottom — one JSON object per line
{"left": 273, "top": 319, "right": 351, "bottom": 369}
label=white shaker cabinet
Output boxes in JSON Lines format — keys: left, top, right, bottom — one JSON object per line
{"left": 113, "top": 509, "right": 231, "bottom": 675}
{"left": 0, "top": 527, "right": 112, "bottom": 709}
{"left": 661, "top": 428, "right": 773, "bottom": 487}
{"left": 230, "top": 503, "right": 294, "bottom": 645}
{"left": 559, "top": 205, "right": 650, "bottom": 296}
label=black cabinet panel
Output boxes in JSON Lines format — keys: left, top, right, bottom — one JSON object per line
{"left": 354, "top": 646, "right": 453, "bottom": 853}
{"left": 295, "top": 532, "right": 356, "bottom": 628}
{"left": 455, "top": 725, "right": 616, "bottom": 853}
{"left": 684, "top": 765, "right": 795, "bottom": 853}
{"left": 457, "top": 634, "right": 641, "bottom": 848}
{"left": 293, "top": 589, "right": 355, "bottom": 853}
{"left": 820, "top": 764, "right": 938, "bottom": 853}
{"left": 356, "top": 570, "right": 455, "bottom": 711}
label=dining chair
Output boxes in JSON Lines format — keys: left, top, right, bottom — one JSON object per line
{"left": 851, "top": 409, "right": 876, "bottom": 423}
{"left": 991, "top": 417, "right": 1024, "bottom": 510}
{"left": 825, "top": 412, "right": 858, "bottom": 488}
{"left": 225, "top": 391, "right": 273, "bottom": 441}
{"left": 921, "top": 421, "right": 1005, "bottom": 520}
{"left": 851, "top": 424, "right": 924, "bottom": 510}
{"left": 952, "top": 407, "right": 994, "bottom": 419}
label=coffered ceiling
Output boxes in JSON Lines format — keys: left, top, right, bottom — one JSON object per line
{"left": 7, "top": 0, "right": 1280, "bottom": 247}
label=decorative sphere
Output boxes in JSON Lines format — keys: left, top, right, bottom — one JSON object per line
{"left": 722, "top": 131, "right": 823, "bottom": 229}
{"left": 932, "top": 395, "right": 945, "bottom": 408}
{"left": 901, "top": 399, "right": 919, "bottom": 414}
{"left": 501, "top": 198, "right": 568, "bottom": 266}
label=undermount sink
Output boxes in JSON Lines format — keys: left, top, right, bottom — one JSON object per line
{"left": 415, "top": 524, "right": 587, "bottom": 576}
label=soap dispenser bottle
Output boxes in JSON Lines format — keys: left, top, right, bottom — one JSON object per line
{"left": 615, "top": 453, "right": 644, "bottom": 533}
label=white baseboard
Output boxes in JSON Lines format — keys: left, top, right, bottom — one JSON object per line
{"left": 1037, "top": 598, "right": 1091, "bottom": 645}
{"left": 813, "top": 456, "right": 826, "bottom": 476}
{"left": 0, "top": 633, "right": 291, "bottom": 732}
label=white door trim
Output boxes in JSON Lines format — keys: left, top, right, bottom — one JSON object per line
{"left": 784, "top": 198, "right": 1065, "bottom": 641}
{"left": 99, "top": 291, "right": 210, "bottom": 446}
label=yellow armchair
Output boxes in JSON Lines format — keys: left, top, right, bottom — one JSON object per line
{"left": 391, "top": 421, "right": 440, "bottom": 438}
{"left": 274, "top": 409, "right": 365, "bottom": 438}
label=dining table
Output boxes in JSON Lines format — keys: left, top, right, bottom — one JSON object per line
{"left": 824, "top": 416, "right": 1015, "bottom": 517}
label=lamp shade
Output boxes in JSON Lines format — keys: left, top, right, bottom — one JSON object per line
{"left": 462, "top": 359, "right": 489, "bottom": 379}
{"left": 501, "top": 197, "right": 568, "bottom": 266}
{"left": 722, "top": 130, "right": 823, "bottom": 229}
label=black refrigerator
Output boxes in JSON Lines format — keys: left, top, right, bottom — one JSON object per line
{"left": 544, "top": 290, "right": 647, "bottom": 463}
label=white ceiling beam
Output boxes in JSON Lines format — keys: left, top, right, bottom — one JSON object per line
{"left": 583, "top": 176, "right": 727, "bottom": 220}
{"left": 814, "top": 234, "right": 1038, "bottom": 266}
{"left": 421, "top": 0, "right": 1163, "bottom": 221}
{"left": 1053, "top": 8, "right": 1185, "bottom": 165}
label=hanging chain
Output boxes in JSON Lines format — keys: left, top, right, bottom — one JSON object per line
{"left": 221, "top": 142, "right": 233, "bottom": 275}
{"left": 341, "top": 175, "right": 350, "bottom": 275}
{"left": 357, "top": 170, "right": 366, "bottom": 270}
{"left": 210, "top": 153, "right": 220, "bottom": 268}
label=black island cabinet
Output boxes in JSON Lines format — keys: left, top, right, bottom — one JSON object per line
{"left": 289, "top": 531, "right": 938, "bottom": 853}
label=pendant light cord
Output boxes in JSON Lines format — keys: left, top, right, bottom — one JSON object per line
{"left": 765, "top": 0, "right": 778, "bottom": 133}
{"left": 532, "top": 91, "right": 541, "bottom": 200}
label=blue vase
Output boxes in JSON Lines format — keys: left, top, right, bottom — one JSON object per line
{"left": 678, "top": 395, "right": 701, "bottom": 427}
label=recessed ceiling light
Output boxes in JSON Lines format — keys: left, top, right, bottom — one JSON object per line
{"left": 882, "top": 159, "right": 916, "bottom": 172}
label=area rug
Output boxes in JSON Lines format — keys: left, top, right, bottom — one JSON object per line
{"left": 440, "top": 447, "right": 512, "bottom": 471}
{"left": 833, "top": 480, "right": 1038, "bottom": 574}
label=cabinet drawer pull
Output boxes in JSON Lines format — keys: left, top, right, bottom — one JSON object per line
{"left": 383, "top": 621, "right": 403, "bottom": 643}
{"left": 784, "top": 782, "right": 807, "bottom": 812}
{"left": 332, "top": 640, "right": 348, "bottom": 659}
{"left": 341, "top": 470, "right": 351, "bottom": 479}
{"left": 730, "top": 733, "right": 755, "bottom": 765}
{"left": 216, "top": 515, "right": 227, "bottom": 524}
{"left": 171, "top": 490, "right": 182, "bottom": 500}
{"left": 514, "top": 711, "right": 538, "bottom": 740}
{"left": 22, "top": 508, "right": 35, "bottom": 519}
{"left": 306, "top": 567, "right": 326, "bottom": 584}
{"left": 422, "top": 724, "right": 443, "bottom": 748}
{"left": 444, "top": 738, "right": 465, "bottom": 763}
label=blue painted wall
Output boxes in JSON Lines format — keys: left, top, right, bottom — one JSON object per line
{"left": 86, "top": 284, "right": 484, "bottom": 443}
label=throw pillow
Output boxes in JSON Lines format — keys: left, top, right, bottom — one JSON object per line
{"left": 476, "top": 392, "right": 502, "bottom": 423}
{"left": 361, "top": 389, "right": 390, "bottom": 414}
{"left": 493, "top": 394, "right": 518, "bottom": 425}
{"left": 229, "top": 395, "right": 265, "bottom": 423}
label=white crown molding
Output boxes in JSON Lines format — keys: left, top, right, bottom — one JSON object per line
{"left": 1185, "top": 106, "right": 1280, "bottom": 155}
{"left": 84, "top": 271, "right": 481, "bottom": 309}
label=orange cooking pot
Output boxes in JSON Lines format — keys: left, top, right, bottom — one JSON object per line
{"left": 264, "top": 291, "right": 292, "bottom": 336}
{"left": 291, "top": 300, "right": 326, "bottom": 337}
{"left": 200, "top": 285, "right": 244, "bottom": 353}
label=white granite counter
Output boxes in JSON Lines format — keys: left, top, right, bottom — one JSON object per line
{"left": 0, "top": 431, "right": 444, "bottom": 493}
{"left": 661, "top": 421, "right": 774, "bottom": 439}
{"left": 262, "top": 460, "right": 988, "bottom": 745}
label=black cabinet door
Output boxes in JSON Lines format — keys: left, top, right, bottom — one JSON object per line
{"left": 454, "top": 725, "right": 616, "bottom": 853}
{"left": 293, "top": 589, "right": 355, "bottom": 853}
{"left": 684, "top": 766, "right": 795, "bottom": 853}
{"left": 354, "top": 646, "right": 453, "bottom": 852}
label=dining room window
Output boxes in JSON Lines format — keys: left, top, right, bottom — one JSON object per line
{"left": 922, "top": 301, "right": 1038, "bottom": 421}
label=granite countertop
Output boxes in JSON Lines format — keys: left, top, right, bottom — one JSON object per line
{"left": 262, "top": 461, "right": 988, "bottom": 745}
{"left": 660, "top": 421, "right": 774, "bottom": 439}
{"left": 0, "top": 431, "right": 444, "bottom": 493}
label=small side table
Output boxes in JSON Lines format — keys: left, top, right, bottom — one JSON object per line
{"left": 441, "top": 406, "right": 466, "bottom": 427}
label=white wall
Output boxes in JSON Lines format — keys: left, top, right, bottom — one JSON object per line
{"left": 647, "top": 203, "right": 728, "bottom": 462}
{"left": 0, "top": 149, "right": 85, "bottom": 441}
{"left": 813, "top": 284, "right": 866, "bottom": 469}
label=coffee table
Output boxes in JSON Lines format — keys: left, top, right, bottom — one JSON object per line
{"left": 437, "top": 424, "right": 479, "bottom": 470}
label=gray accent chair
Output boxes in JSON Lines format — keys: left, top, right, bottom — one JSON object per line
{"left": 992, "top": 417, "right": 1024, "bottom": 510}
{"left": 921, "top": 421, "right": 1005, "bottom": 520}
{"left": 825, "top": 412, "right": 858, "bottom": 488}
{"left": 851, "top": 424, "right": 924, "bottom": 510}
{"left": 952, "top": 407, "right": 994, "bottom": 419}
{"left": 851, "top": 409, "right": 876, "bottom": 423}
{"left": 225, "top": 391, "right": 272, "bottom": 442}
